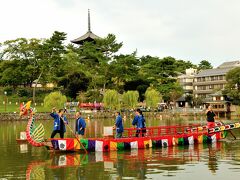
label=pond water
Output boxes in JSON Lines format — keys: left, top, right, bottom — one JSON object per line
{"left": 0, "top": 115, "right": 240, "bottom": 179}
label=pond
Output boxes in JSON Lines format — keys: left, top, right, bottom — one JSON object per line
{"left": 0, "top": 115, "right": 240, "bottom": 179}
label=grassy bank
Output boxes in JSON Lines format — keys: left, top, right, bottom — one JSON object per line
{"left": 0, "top": 102, "right": 49, "bottom": 113}
{"left": 0, "top": 87, "right": 55, "bottom": 113}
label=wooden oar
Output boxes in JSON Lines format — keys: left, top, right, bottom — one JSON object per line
{"left": 64, "top": 121, "right": 88, "bottom": 154}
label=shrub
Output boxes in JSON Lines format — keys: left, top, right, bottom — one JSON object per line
{"left": 44, "top": 91, "right": 67, "bottom": 109}
{"left": 17, "top": 88, "right": 30, "bottom": 97}
{"left": 103, "top": 89, "right": 120, "bottom": 110}
{"left": 3, "top": 86, "right": 14, "bottom": 96}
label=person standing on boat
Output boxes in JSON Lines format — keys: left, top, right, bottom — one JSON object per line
{"left": 206, "top": 105, "right": 216, "bottom": 128}
{"left": 75, "top": 112, "right": 86, "bottom": 139}
{"left": 132, "top": 109, "right": 144, "bottom": 137}
{"left": 50, "top": 107, "right": 68, "bottom": 138}
{"left": 113, "top": 111, "right": 124, "bottom": 138}
{"left": 139, "top": 110, "right": 146, "bottom": 136}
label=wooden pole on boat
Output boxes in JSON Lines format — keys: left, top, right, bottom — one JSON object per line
{"left": 66, "top": 123, "right": 88, "bottom": 154}
{"left": 218, "top": 119, "right": 236, "bottom": 140}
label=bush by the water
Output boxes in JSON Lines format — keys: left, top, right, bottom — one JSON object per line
{"left": 44, "top": 91, "right": 67, "bottom": 109}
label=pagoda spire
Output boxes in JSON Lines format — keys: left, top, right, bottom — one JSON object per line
{"left": 71, "top": 9, "right": 100, "bottom": 45}
{"left": 88, "top": 9, "right": 91, "bottom": 32}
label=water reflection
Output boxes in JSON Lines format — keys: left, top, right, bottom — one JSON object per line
{"left": 1, "top": 117, "right": 240, "bottom": 179}
{"left": 207, "top": 143, "right": 218, "bottom": 174}
{"left": 24, "top": 142, "right": 225, "bottom": 179}
{"left": 19, "top": 143, "right": 28, "bottom": 153}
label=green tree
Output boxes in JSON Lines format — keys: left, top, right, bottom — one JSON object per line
{"left": 139, "top": 56, "right": 178, "bottom": 87}
{"left": 224, "top": 67, "right": 240, "bottom": 104}
{"left": 39, "top": 31, "right": 67, "bottom": 83}
{"left": 77, "top": 91, "right": 87, "bottom": 104}
{"left": 33, "top": 31, "right": 67, "bottom": 103}
{"left": 193, "top": 96, "right": 204, "bottom": 107}
{"left": 110, "top": 52, "right": 139, "bottom": 92}
{"left": 103, "top": 89, "right": 120, "bottom": 110}
{"left": 122, "top": 91, "right": 139, "bottom": 109}
{"left": 58, "top": 71, "right": 89, "bottom": 99}
{"left": 1, "top": 38, "right": 44, "bottom": 87}
{"left": 175, "top": 60, "right": 197, "bottom": 73}
{"left": 157, "top": 82, "right": 183, "bottom": 103}
{"left": 169, "top": 83, "right": 184, "bottom": 105}
{"left": 124, "top": 78, "right": 149, "bottom": 102}
{"left": 198, "top": 60, "right": 213, "bottom": 71}
{"left": 145, "top": 87, "right": 161, "bottom": 109}
{"left": 73, "top": 34, "right": 123, "bottom": 99}
{"left": 44, "top": 91, "right": 67, "bottom": 109}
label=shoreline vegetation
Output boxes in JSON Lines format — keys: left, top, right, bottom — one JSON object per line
{"left": 0, "top": 33, "right": 224, "bottom": 112}
{"left": 1, "top": 33, "right": 240, "bottom": 117}
{"left": 0, "top": 109, "right": 238, "bottom": 121}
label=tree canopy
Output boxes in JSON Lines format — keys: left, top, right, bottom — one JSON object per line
{"left": 198, "top": 60, "right": 213, "bottom": 71}
{"left": 0, "top": 31, "right": 215, "bottom": 105}
{"left": 224, "top": 67, "right": 240, "bottom": 104}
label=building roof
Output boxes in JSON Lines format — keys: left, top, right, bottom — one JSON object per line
{"left": 194, "top": 67, "right": 233, "bottom": 77}
{"left": 217, "top": 60, "right": 240, "bottom": 69}
{"left": 176, "top": 96, "right": 186, "bottom": 102}
{"left": 209, "top": 91, "right": 223, "bottom": 97}
{"left": 71, "top": 9, "right": 101, "bottom": 45}
{"left": 195, "top": 60, "right": 240, "bottom": 77}
{"left": 177, "top": 74, "right": 195, "bottom": 79}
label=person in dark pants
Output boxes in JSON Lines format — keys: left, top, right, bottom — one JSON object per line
{"left": 132, "top": 109, "right": 144, "bottom": 137}
{"left": 139, "top": 110, "right": 146, "bottom": 136}
{"left": 75, "top": 112, "right": 86, "bottom": 139}
{"left": 50, "top": 107, "right": 68, "bottom": 138}
{"left": 113, "top": 111, "right": 124, "bottom": 138}
{"left": 206, "top": 105, "right": 216, "bottom": 128}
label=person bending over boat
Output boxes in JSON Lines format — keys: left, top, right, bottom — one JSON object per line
{"left": 113, "top": 111, "right": 124, "bottom": 138}
{"left": 206, "top": 106, "right": 216, "bottom": 128}
{"left": 132, "top": 109, "right": 144, "bottom": 137}
{"left": 75, "top": 112, "right": 86, "bottom": 139}
{"left": 50, "top": 107, "right": 68, "bottom": 138}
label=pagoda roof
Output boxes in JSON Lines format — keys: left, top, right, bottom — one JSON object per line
{"left": 71, "top": 31, "right": 100, "bottom": 44}
{"left": 71, "top": 9, "right": 101, "bottom": 45}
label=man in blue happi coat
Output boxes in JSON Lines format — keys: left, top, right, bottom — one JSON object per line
{"left": 75, "top": 111, "right": 86, "bottom": 139}
{"left": 114, "top": 111, "right": 124, "bottom": 138}
{"left": 132, "top": 109, "right": 145, "bottom": 137}
{"left": 50, "top": 107, "right": 68, "bottom": 138}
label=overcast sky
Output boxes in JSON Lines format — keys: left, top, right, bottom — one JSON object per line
{"left": 1, "top": 0, "right": 240, "bottom": 67}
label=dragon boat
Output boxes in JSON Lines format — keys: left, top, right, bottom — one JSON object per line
{"left": 24, "top": 105, "right": 240, "bottom": 153}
